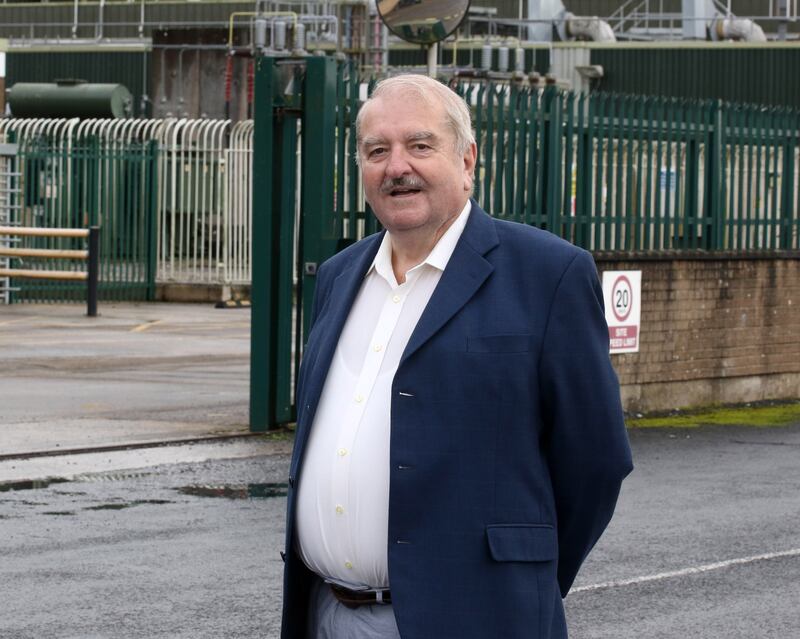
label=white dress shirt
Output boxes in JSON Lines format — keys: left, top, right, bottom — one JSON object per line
{"left": 295, "top": 200, "right": 472, "bottom": 589}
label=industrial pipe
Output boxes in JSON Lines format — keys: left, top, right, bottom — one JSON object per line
{"left": 712, "top": 17, "right": 767, "bottom": 42}
{"left": 564, "top": 13, "right": 617, "bottom": 42}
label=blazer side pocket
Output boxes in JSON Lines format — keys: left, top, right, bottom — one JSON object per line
{"left": 467, "top": 334, "right": 535, "bottom": 353}
{"left": 486, "top": 524, "right": 557, "bottom": 562}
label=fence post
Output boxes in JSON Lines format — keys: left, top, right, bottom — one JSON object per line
{"left": 300, "top": 56, "right": 339, "bottom": 340}
{"left": 780, "top": 111, "right": 796, "bottom": 250}
{"left": 87, "top": 225, "right": 100, "bottom": 316}
{"left": 249, "top": 57, "right": 278, "bottom": 432}
{"left": 146, "top": 140, "right": 159, "bottom": 300}
{"left": 575, "top": 92, "right": 591, "bottom": 249}
{"left": 706, "top": 100, "right": 724, "bottom": 250}
{"left": 273, "top": 79, "right": 301, "bottom": 426}
{"left": 541, "top": 83, "right": 563, "bottom": 233}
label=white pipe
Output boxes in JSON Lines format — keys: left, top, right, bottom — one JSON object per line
{"left": 565, "top": 13, "right": 617, "bottom": 42}
{"left": 298, "top": 15, "right": 339, "bottom": 44}
{"left": 96, "top": 0, "right": 105, "bottom": 40}
{"left": 427, "top": 43, "right": 438, "bottom": 78}
{"left": 72, "top": 0, "right": 79, "bottom": 38}
{"left": 713, "top": 17, "right": 767, "bottom": 42}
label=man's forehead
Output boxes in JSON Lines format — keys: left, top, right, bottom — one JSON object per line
{"left": 361, "top": 92, "right": 446, "bottom": 124}
{"left": 359, "top": 97, "right": 450, "bottom": 143}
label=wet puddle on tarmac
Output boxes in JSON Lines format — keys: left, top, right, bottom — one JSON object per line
{"left": 177, "top": 483, "right": 287, "bottom": 499}
{"left": 85, "top": 499, "right": 173, "bottom": 511}
{"left": 0, "top": 478, "right": 70, "bottom": 492}
{"left": 34, "top": 500, "right": 174, "bottom": 515}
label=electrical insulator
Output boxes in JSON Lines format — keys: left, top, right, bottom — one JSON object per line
{"left": 273, "top": 20, "right": 287, "bottom": 51}
{"left": 498, "top": 46, "right": 509, "bottom": 73}
{"left": 481, "top": 43, "right": 492, "bottom": 71}
{"left": 254, "top": 17, "right": 268, "bottom": 50}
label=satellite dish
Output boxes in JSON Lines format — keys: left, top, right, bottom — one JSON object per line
{"left": 377, "top": 0, "right": 470, "bottom": 45}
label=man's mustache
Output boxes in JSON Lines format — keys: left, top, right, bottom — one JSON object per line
{"left": 380, "top": 176, "right": 427, "bottom": 194}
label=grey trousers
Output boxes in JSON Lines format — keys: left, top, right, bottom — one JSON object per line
{"left": 306, "top": 578, "right": 401, "bottom": 639}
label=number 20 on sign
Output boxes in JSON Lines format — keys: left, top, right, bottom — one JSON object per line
{"left": 602, "top": 271, "right": 642, "bottom": 354}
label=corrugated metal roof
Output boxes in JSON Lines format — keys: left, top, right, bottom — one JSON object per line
{"left": 588, "top": 45, "right": 800, "bottom": 107}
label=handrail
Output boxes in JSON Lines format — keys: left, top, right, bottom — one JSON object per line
{"left": 0, "top": 226, "right": 100, "bottom": 316}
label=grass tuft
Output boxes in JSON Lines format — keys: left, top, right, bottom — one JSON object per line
{"left": 626, "top": 401, "right": 800, "bottom": 429}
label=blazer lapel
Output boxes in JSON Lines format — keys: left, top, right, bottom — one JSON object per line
{"left": 400, "top": 202, "right": 499, "bottom": 365}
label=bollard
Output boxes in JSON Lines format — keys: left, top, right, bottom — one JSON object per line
{"left": 87, "top": 226, "right": 100, "bottom": 317}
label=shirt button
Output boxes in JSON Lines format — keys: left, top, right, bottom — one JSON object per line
{"left": 338, "top": 448, "right": 348, "bottom": 457}
{"left": 335, "top": 505, "right": 344, "bottom": 515}
{"left": 345, "top": 561, "right": 353, "bottom": 569}
{"left": 354, "top": 393, "right": 364, "bottom": 403}
{"left": 392, "top": 295, "right": 401, "bottom": 303}
{"left": 373, "top": 344, "right": 383, "bottom": 352}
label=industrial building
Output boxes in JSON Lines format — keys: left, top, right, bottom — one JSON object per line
{"left": 0, "top": 0, "right": 798, "bottom": 119}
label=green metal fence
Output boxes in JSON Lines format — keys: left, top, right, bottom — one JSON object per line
{"left": 7, "top": 131, "right": 157, "bottom": 302}
{"left": 250, "top": 61, "right": 800, "bottom": 430}
{"left": 463, "top": 82, "right": 800, "bottom": 252}
{"left": 308, "top": 69, "right": 800, "bottom": 255}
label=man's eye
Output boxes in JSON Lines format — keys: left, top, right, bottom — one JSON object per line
{"left": 368, "top": 148, "right": 386, "bottom": 158}
{"left": 413, "top": 144, "right": 431, "bottom": 151}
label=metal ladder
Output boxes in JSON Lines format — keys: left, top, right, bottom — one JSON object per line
{"left": 0, "top": 142, "right": 22, "bottom": 305}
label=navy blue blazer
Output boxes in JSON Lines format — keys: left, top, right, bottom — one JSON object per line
{"left": 282, "top": 202, "right": 633, "bottom": 639}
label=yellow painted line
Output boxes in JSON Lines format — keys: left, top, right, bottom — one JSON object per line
{"left": 130, "top": 320, "right": 164, "bottom": 333}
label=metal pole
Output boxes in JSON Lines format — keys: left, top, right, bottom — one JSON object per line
{"left": 427, "top": 43, "right": 438, "bottom": 78}
{"left": 87, "top": 226, "right": 99, "bottom": 317}
{"left": 249, "top": 57, "right": 276, "bottom": 432}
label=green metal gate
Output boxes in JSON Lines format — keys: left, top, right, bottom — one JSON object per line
{"left": 7, "top": 132, "right": 158, "bottom": 302}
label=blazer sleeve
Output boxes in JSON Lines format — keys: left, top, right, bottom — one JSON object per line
{"left": 538, "top": 249, "right": 633, "bottom": 597}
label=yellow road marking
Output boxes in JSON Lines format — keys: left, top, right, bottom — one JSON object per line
{"left": 131, "top": 319, "right": 164, "bottom": 333}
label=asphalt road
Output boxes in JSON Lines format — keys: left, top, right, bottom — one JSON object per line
{"left": 2, "top": 423, "right": 799, "bottom": 638}
{"left": 0, "top": 303, "right": 252, "bottom": 456}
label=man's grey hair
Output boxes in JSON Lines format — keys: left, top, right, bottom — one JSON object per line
{"left": 355, "top": 74, "right": 476, "bottom": 163}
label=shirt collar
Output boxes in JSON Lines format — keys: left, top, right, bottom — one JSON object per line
{"left": 369, "top": 200, "right": 472, "bottom": 284}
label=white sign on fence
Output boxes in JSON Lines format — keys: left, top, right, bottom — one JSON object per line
{"left": 602, "top": 270, "right": 642, "bottom": 354}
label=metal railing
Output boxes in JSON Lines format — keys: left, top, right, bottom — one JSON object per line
{"left": 459, "top": 82, "right": 800, "bottom": 252}
{"left": 319, "top": 68, "right": 800, "bottom": 255}
{"left": 0, "top": 117, "right": 254, "bottom": 304}
{"left": 0, "top": 225, "right": 100, "bottom": 314}
{"left": 0, "top": 141, "right": 22, "bottom": 304}
{"left": 3, "top": 72, "right": 799, "bottom": 309}
{"left": 0, "top": 117, "right": 158, "bottom": 301}
{"left": 157, "top": 118, "right": 254, "bottom": 285}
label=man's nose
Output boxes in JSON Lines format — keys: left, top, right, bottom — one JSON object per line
{"left": 384, "top": 149, "right": 412, "bottom": 178}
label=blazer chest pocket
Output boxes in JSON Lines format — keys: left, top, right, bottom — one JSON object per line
{"left": 486, "top": 524, "right": 557, "bottom": 563}
{"left": 467, "top": 334, "right": 535, "bottom": 354}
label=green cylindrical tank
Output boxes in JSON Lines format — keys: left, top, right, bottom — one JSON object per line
{"left": 8, "top": 80, "right": 133, "bottom": 118}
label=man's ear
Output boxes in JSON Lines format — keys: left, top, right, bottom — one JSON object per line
{"left": 463, "top": 142, "right": 478, "bottom": 192}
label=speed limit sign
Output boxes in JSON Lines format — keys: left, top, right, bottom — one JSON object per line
{"left": 611, "top": 275, "right": 633, "bottom": 322}
{"left": 602, "top": 271, "right": 641, "bottom": 354}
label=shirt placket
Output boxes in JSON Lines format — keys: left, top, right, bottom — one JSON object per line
{"left": 329, "top": 271, "right": 421, "bottom": 579}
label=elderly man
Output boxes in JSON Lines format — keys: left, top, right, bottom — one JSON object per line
{"left": 281, "top": 74, "right": 633, "bottom": 639}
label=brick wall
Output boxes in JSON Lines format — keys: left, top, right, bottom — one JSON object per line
{"left": 594, "top": 254, "right": 800, "bottom": 413}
